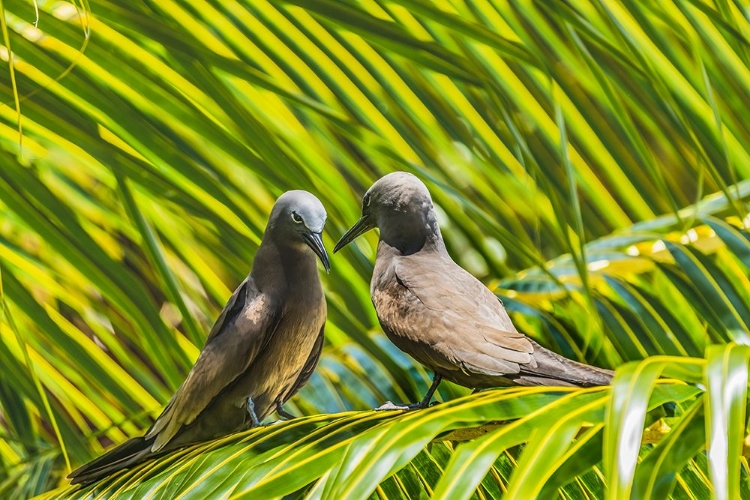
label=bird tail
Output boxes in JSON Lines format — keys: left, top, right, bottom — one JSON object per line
{"left": 67, "top": 436, "right": 155, "bottom": 485}
{"left": 516, "top": 340, "right": 614, "bottom": 387}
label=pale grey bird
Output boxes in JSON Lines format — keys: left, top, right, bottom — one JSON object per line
{"left": 69, "top": 190, "right": 329, "bottom": 485}
{"left": 334, "top": 172, "right": 612, "bottom": 409}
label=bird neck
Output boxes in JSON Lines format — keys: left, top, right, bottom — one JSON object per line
{"left": 250, "top": 239, "right": 321, "bottom": 299}
{"left": 377, "top": 209, "right": 447, "bottom": 257}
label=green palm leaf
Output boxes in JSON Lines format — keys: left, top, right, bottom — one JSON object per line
{"left": 37, "top": 382, "right": 705, "bottom": 499}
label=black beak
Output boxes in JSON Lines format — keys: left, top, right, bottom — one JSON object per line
{"left": 303, "top": 231, "right": 330, "bottom": 273}
{"left": 334, "top": 215, "right": 376, "bottom": 253}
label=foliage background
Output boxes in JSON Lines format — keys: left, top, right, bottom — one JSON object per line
{"left": 0, "top": 0, "right": 748, "bottom": 498}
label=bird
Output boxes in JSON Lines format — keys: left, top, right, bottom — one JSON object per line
{"left": 68, "top": 190, "right": 330, "bottom": 485}
{"left": 334, "top": 172, "right": 612, "bottom": 410}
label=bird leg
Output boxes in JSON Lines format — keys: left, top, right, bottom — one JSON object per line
{"left": 376, "top": 373, "right": 443, "bottom": 411}
{"left": 247, "top": 397, "right": 261, "bottom": 427}
{"left": 275, "top": 401, "right": 296, "bottom": 420}
{"left": 417, "top": 373, "right": 443, "bottom": 408}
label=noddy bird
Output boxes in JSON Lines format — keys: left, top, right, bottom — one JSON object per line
{"left": 69, "top": 191, "right": 330, "bottom": 485}
{"left": 334, "top": 172, "right": 612, "bottom": 410}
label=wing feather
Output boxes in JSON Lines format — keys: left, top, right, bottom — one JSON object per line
{"left": 146, "top": 275, "right": 281, "bottom": 451}
{"left": 279, "top": 326, "right": 325, "bottom": 404}
{"left": 373, "top": 255, "right": 533, "bottom": 378}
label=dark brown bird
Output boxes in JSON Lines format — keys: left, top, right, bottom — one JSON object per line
{"left": 69, "top": 191, "right": 330, "bottom": 485}
{"left": 334, "top": 172, "right": 612, "bottom": 409}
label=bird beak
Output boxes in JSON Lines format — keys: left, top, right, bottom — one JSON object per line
{"left": 334, "top": 215, "right": 375, "bottom": 253}
{"left": 303, "top": 231, "right": 330, "bottom": 273}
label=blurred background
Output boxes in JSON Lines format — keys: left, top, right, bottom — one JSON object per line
{"left": 0, "top": 0, "right": 749, "bottom": 497}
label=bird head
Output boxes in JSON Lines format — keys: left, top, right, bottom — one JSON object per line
{"left": 269, "top": 190, "right": 330, "bottom": 272}
{"left": 334, "top": 172, "right": 438, "bottom": 254}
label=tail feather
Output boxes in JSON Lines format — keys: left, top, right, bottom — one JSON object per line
{"left": 68, "top": 436, "right": 155, "bottom": 485}
{"left": 517, "top": 341, "right": 614, "bottom": 387}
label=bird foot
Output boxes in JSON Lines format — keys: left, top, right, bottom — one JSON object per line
{"left": 375, "top": 401, "right": 414, "bottom": 411}
{"left": 276, "top": 402, "right": 296, "bottom": 420}
{"left": 247, "top": 397, "right": 261, "bottom": 427}
{"left": 375, "top": 400, "right": 430, "bottom": 411}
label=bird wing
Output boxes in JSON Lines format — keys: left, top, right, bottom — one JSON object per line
{"left": 146, "top": 275, "right": 282, "bottom": 451}
{"left": 374, "top": 255, "right": 534, "bottom": 378}
{"left": 279, "top": 325, "right": 325, "bottom": 404}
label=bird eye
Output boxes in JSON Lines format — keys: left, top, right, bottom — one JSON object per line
{"left": 363, "top": 193, "right": 371, "bottom": 208}
{"left": 291, "top": 211, "right": 303, "bottom": 223}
